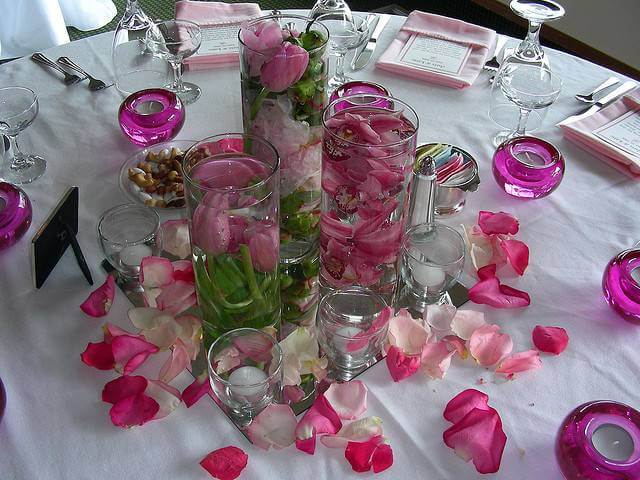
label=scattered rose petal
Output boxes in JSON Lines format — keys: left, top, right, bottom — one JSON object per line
{"left": 387, "top": 309, "right": 430, "bottom": 355}
{"left": 532, "top": 325, "right": 569, "bottom": 355}
{"left": 321, "top": 417, "right": 384, "bottom": 449}
{"left": 344, "top": 435, "right": 393, "bottom": 474}
{"left": 81, "top": 341, "right": 115, "bottom": 370}
{"left": 145, "top": 380, "right": 181, "bottom": 420}
{"left": 111, "top": 334, "right": 159, "bottom": 375}
{"left": 324, "top": 381, "right": 367, "bottom": 420}
{"left": 495, "top": 350, "right": 542, "bottom": 378}
{"left": 140, "top": 257, "right": 174, "bottom": 288}
{"left": 424, "top": 304, "right": 457, "bottom": 332}
{"left": 443, "top": 389, "right": 489, "bottom": 424}
{"left": 478, "top": 211, "right": 519, "bottom": 236}
{"left": 421, "top": 340, "right": 456, "bottom": 380}
{"left": 155, "top": 280, "right": 197, "bottom": 316}
{"left": 162, "top": 220, "right": 191, "bottom": 259}
{"left": 295, "top": 395, "right": 342, "bottom": 454}
{"left": 469, "top": 324, "right": 513, "bottom": 367}
{"left": 80, "top": 276, "right": 115, "bottom": 317}
{"left": 128, "top": 308, "right": 180, "bottom": 349}
{"left": 385, "top": 346, "right": 421, "bottom": 382}
{"left": 283, "top": 385, "right": 305, "bottom": 404}
{"left": 451, "top": 310, "right": 486, "bottom": 340}
{"left": 109, "top": 393, "right": 159, "bottom": 428}
{"left": 102, "top": 375, "right": 147, "bottom": 404}
{"left": 498, "top": 238, "right": 529, "bottom": 276}
{"left": 158, "top": 339, "right": 190, "bottom": 383}
{"left": 182, "top": 372, "right": 212, "bottom": 408}
{"left": 200, "top": 446, "right": 248, "bottom": 480}
{"left": 469, "top": 265, "right": 530, "bottom": 309}
{"left": 246, "top": 404, "right": 297, "bottom": 451}
{"left": 442, "top": 335, "right": 468, "bottom": 358}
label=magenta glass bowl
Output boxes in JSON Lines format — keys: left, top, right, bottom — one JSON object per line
{"left": 0, "top": 376, "right": 5, "bottom": 424}
{"left": 556, "top": 401, "right": 640, "bottom": 479}
{"left": 0, "top": 182, "right": 32, "bottom": 251}
{"left": 118, "top": 88, "right": 185, "bottom": 146}
{"left": 329, "top": 81, "right": 392, "bottom": 112}
{"left": 602, "top": 248, "right": 640, "bottom": 324}
{"left": 492, "top": 136, "right": 564, "bottom": 199}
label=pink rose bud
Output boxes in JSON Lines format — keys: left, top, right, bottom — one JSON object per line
{"left": 260, "top": 42, "right": 309, "bottom": 92}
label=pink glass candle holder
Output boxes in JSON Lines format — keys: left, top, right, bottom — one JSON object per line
{"left": 0, "top": 376, "right": 5, "bottom": 425}
{"left": 602, "top": 248, "right": 640, "bottom": 324}
{"left": 329, "top": 81, "right": 392, "bottom": 112}
{"left": 556, "top": 401, "right": 640, "bottom": 479}
{"left": 0, "top": 182, "right": 32, "bottom": 251}
{"left": 118, "top": 88, "right": 185, "bottom": 146}
{"left": 492, "top": 136, "right": 564, "bottom": 199}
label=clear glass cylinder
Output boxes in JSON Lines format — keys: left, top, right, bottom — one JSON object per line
{"left": 182, "top": 134, "right": 281, "bottom": 347}
{"left": 319, "top": 94, "right": 418, "bottom": 299}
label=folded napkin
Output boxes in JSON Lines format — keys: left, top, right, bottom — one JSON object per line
{"left": 558, "top": 92, "right": 640, "bottom": 179}
{"left": 376, "top": 11, "right": 497, "bottom": 88}
{"left": 175, "top": 1, "right": 261, "bottom": 70}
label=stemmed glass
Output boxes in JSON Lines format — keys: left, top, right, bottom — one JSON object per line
{"left": 492, "top": 63, "right": 562, "bottom": 146}
{"left": 317, "top": 13, "right": 368, "bottom": 90}
{"left": 310, "top": 0, "right": 352, "bottom": 19}
{"left": 146, "top": 20, "right": 202, "bottom": 105}
{"left": 0, "top": 87, "right": 45, "bottom": 184}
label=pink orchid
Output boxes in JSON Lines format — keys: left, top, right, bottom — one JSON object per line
{"left": 443, "top": 389, "right": 489, "bottom": 424}
{"left": 161, "top": 219, "right": 191, "bottom": 259}
{"left": 81, "top": 341, "right": 115, "bottom": 370}
{"left": 468, "top": 324, "right": 513, "bottom": 367}
{"left": 532, "top": 325, "right": 569, "bottom": 355}
{"left": 112, "top": 334, "right": 159, "bottom": 375}
{"left": 243, "top": 221, "right": 278, "bottom": 272}
{"left": 246, "top": 404, "right": 297, "bottom": 451}
{"left": 158, "top": 339, "right": 191, "bottom": 383}
{"left": 344, "top": 435, "right": 393, "bottom": 474}
{"left": 420, "top": 340, "right": 456, "bottom": 380}
{"left": 387, "top": 308, "right": 431, "bottom": 355}
{"left": 80, "top": 275, "right": 115, "bottom": 317}
{"left": 182, "top": 372, "right": 212, "bottom": 408}
{"left": 496, "top": 350, "right": 542, "bottom": 379}
{"left": 295, "top": 395, "right": 342, "bottom": 454}
{"left": 321, "top": 417, "right": 384, "bottom": 449}
{"left": 200, "top": 446, "right": 248, "bottom": 480}
{"left": 324, "top": 381, "right": 367, "bottom": 420}
{"left": 478, "top": 211, "right": 519, "bottom": 235}
{"left": 277, "top": 327, "right": 327, "bottom": 386}
{"left": 450, "top": 310, "right": 486, "bottom": 340}
{"left": 260, "top": 42, "right": 309, "bottom": 92}
{"left": 469, "top": 264, "right": 531, "bottom": 309}
{"left": 385, "top": 346, "right": 421, "bottom": 382}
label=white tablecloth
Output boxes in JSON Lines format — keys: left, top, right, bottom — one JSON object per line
{"left": 1, "top": 12, "right": 639, "bottom": 480}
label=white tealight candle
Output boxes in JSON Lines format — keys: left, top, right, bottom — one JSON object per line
{"left": 410, "top": 259, "right": 446, "bottom": 289}
{"left": 630, "top": 267, "right": 640, "bottom": 285}
{"left": 120, "top": 244, "right": 153, "bottom": 266}
{"left": 334, "top": 326, "right": 365, "bottom": 354}
{"left": 591, "top": 423, "right": 635, "bottom": 462}
{"left": 228, "top": 366, "right": 268, "bottom": 399}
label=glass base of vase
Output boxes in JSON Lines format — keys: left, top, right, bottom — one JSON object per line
{"left": 2, "top": 155, "right": 46, "bottom": 184}
{"left": 168, "top": 81, "right": 201, "bottom": 105}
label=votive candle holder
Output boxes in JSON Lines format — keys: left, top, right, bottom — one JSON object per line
{"left": 602, "top": 247, "right": 640, "bottom": 324}
{"left": 0, "top": 182, "right": 32, "bottom": 251}
{"left": 329, "top": 81, "right": 392, "bottom": 112}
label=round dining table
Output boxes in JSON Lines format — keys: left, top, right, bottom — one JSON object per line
{"left": 0, "top": 9, "right": 638, "bottom": 480}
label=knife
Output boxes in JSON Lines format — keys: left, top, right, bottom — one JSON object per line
{"left": 558, "top": 80, "right": 637, "bottom": 126}
{"left": 351, "top": 14, "right": 379, "bottom": 70}
{"left": 352, "top": 14, "right": 390, "bottom": 71}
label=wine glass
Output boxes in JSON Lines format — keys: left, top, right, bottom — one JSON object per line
{"left": 0, "top": 87, "right": 45, "bottom": 184}
{"left": 492, "top": 63, "right": 562, "bottom": 146}
{"left": 317, "top": 13, "right": 368, "bottom": 91}
{"left": 146, "top": 20, "right": 202, "bottom": 105}
{"left": 310, "top": 0, "right": 352, "bottom": 20}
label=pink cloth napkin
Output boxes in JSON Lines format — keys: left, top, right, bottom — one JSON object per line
{"left": 175, "top": 1, "right": 261, "bottom": 69}
{"left": 558, "top": 92, "right": 640, "bottom": 179}
{"left": 376, "top": 10, "right": 497, "bottom": 88}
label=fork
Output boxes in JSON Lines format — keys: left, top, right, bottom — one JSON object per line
{"left": 56, "top": 57, "right": 109, "bottom": 91}
{"left": 30, "top": 53, "right": 82, "bottom": 85}
{"left": 575, "top": 76, "right": 620, "bottom": 103}
{"left": 483, "top": 36, "right": 508, "bottom": 72}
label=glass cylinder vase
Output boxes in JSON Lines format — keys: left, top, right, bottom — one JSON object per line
{"left": 182, "top": 133, "right": 280, "bottom": 347}
{"left": 319, "top": 94, "right": 419, "bottom": 299}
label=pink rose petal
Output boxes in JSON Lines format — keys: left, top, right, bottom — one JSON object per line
{"left": 443, "top": 389, "right": 490, "bottom": 424}
{"left": 200, "top": 446, "right": 248, "bottom": 480}
{"left": 102, "top": 375, "right": 147, "bottom": 404}
{"left": 347, "top": 306, "right": 392, "bottom": 352}
{"left": 246, "top": 404, "right": 297, "bottom": 451}
{"left": 450, "top": 310, "right": 486, "bottom": 340}
{"left": 80, "top": 341, "right": 115, "bottom": 370}
{"left": 532, "top": 325, "right": 569, "bottom": 355}
{"left": 283, "top": 385, "right": 306, "bottom": 404}
{"left": 161, "top": 219, "right": 191, "bottom": 259}
{"left": 155, "top": 280, "right": 197, "bottom": 316}
{"left": 145, "top": 379, "right": 182, "bottom": 420}
{"left": 469, "top": 265, "right": 531, "bottom": 309}
{"left": 111, "top": 334, "right": 159, "bottom": 375}
{"left": 80, "top": 275, "right": 116, "bottom": 317}
{"left": 387, "top": 309, "right": 430, "bottom": 355}
{"left": 103, "top": 322, "right": 131, "bottom": 341}
{"left": 424, "top": 304, "right": 457, "bottom": 332}
{"left": 321, "top": 417, "right": 384, "bottom": 449}
{"left": 385, "top": 346, "right": 421, "bottom": 382}
{"left": 232, "top": 332, "right": 274, "bottom": 363}
{"left": 344, "top": 435, "right": 393, "bottom": 474}
{"left": 109, "top": 393, "right": 159, "bottom": 428}
{"left": 182, "top": 373, "right": 212, "bottom": 408}
{"left": 172, "top": 260, "right": 195, "bottom": 283}
{"left": 324, "top": 380, "right": 367, "bottom": 420}
{"left": 478, "top": 211, "right": 519, "bottom": 236}
{"left": 495, "top": 350, "right": 542, "bottom": 378}
{"left": 469, "top": 324, "right": 513, "bottom": 367}
{"left": 158, "top": 339, "right": 190, "bottom": 383}
{"left": 140, "top": 257, "right": 174, "bottom": 288}
{"left": 420, "top": 340, "right": 456, "bottom": 380}
{"left": 498, "top": 238, "right": 529, "bottom": 276}
{"left": 295, "top": 395, "right": 342, "bottom": 454}
{"left": 442, "top": 335, "right": 468, "bottom": 358}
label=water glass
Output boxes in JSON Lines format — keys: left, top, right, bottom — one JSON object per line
{"left": 317, "top": 286, "right": 389, "bottom": 379}
{"left": 207, "top": 328, "right": 283, "bottom": 425}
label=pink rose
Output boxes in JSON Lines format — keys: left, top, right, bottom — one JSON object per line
{"left": 241, "top": 20, "right": 286, "bottom": 76}
{"left": 260, "top": 42, "right": 309, "bottom": 92}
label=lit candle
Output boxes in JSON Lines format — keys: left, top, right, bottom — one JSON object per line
{"left": 228, "top": 366, "right": 268, "bottom": 399}
{"left": 119, "top": 244, "right": 153, "bottom": 266}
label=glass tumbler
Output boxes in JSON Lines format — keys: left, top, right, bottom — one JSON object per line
{"left": 97, "top": 203, "right": 161, "bottom": 281}
{"left": 207, "top": 328, "right": 283, "bottom": 425}
{"left": 317, "top": 286, "right": 389, "bottom": 379}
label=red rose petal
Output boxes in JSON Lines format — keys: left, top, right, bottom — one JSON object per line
{"left": 182, "top": 373, "right": 212, "bottom": 408}
{"left": 80, "top": 276, "right": 116, "bottom": 318}
{"left": 443, "top": 389, "right": 490, "bottom": 424}
{"left": 102, "top": 375, "right": 148, "bottom": 404}
{"left": 532, "top": 325, "right": 569, "bottom": 355}
{"left": 372, "top": 443, "right": 393, "bottom": 473}
{"left": 345, "top": 435, "right": 392, "bottom": 474}
{"left": 385, "top": 346, "right": 421, "bottom": 382}
{"left": 200, "top": 446, "right": 248, "bottom": 480}
{"left": 111, "top": 334, "right": 159, "bottom": 375}
{"left": 478, "top": 211, "right": 519, "bottom": 235}
{"left": 469, "top": 265, "right": 530, "bottom": 309}
{"left": 498, "top": 238, "right": 529, "bottom": 276}
{"left": 295, "top": 395, "right": 342, "bottom": 455}
{"left": 109, "top": 393, "right": 159, "bottom": 428}
{"left": 80, "top": 341, "right": 115, "bottom": 370}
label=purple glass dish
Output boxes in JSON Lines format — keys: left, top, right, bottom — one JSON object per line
{"left": 556, "top": 401, "right": 640, "bottom": 479}
{"left": 492, "top": 136, "right": 564, "bottom": 199}
{"left": 118, "top": 88, "right": 185, "bottom": 147}
{"left": 0, "top": 376, "right": 5, "bottom": 424}
{"left": 0, "top": 182, "right": 32, "bottom": 251}
{"left": 603, "top": 248, "right": 640, "bottom": 324}
{"left": 329, "top": 81, "right": 392, "bottom": 112}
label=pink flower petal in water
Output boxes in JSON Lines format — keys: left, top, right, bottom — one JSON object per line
{"left": 102, "top": 375, "right": 148, "bottom": 404}
{"left": 468, "top": 324, "right": 513, "bottom": 367}
{"left": 295, "top": 395, "right": 342, "bottom": 454}
{"left": 385, "top": 346, "right": 421, "bottom": 382}
{"left": 81, "top": 341, "right": 115, "bottom": 370}
{"left": 140, "top": 257, "right": 174, "bottom": 288}
{"left": 80, "top": 275, "right": 116, "bottom": 317}
{"left": 192, "top": 204, "right": 231, "bottom": 256}
{"left": 469, "top": 265, "right": 530, "bottom": 309}
{"left": 498, "top": 238, "right": 529, "bottom": 276}
{"left": 200, "top": 446, "right": 248, "bottom": 480}
{"left": 182, "top": 372, "right": 212, "bottom": 408}
{"left": 324, "top": 381, "right": 367, "bottom": 420}
{"left": 161, "top": 219, "right": 191, "bottom": 259}
{"left": 109, "top": 393, "right": 159, "bottom": 428}
{"left": 213, "top": 346, "right": 242, "bottom": 374}
{"left": 477, "top": 211, "right": 519, "bottom": 236}
{"left": 321, "top": 417, "right": 384, "bottom": 449}
{"left": 347, "top": 306, "right": 392, "bottom": 352}
{"left": 344, "top": 435, "right": 393, "bottom": 474}
{"left": 246, "top": 404, "right": 297, "bottom": 451}
{"left": 111, "top": 334, "right": 159, "bottom": 375}
{"left": 387, "top": 309, "right": 430, "bottom": 355}
{"left": 443, "top": 406, "right": 507, "bottom": 474}
{"left": 450, "top": 310, "right": 486, "bottom": 340}
{"left": 443, "top": 389, "right": 490, "bottom": 424}
{"left": 158, "top": 339, "right": 190, "bottom": 383}
{"left": 232, "top": 332, "right": 274, "bottom": 363}
{"left": 145, "top": 379, "right": 182, "bottom": 420}
{"left": 424, "top": 304, "right": 457, "bottom": 333}
{"left": 420, "top": 340, "right": 456, "bottom": 380}
{"left": 245, "top": 224, "right": 278, "bottom": 272}
{"left": 532, "top": 325, "right": 569, "bottom": 355}
{"left": 495, "top": 350, "right": 542, "bottom": 379}
{"left": 155, "top": 280, "right": 197, "bottom": 316}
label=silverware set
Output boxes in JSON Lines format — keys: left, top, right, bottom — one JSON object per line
{"left": 30, "top": 52, "right": 111, "bottom": 91}
{"left": 351, "top": 14, "right": 389, "bottom": 71}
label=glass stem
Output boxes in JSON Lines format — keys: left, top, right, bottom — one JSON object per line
{"left": 335, "top": 52, "right": 346, "bottom": 81}
{"left": 515, "top": 108, "right": 531, "bottom": 136}
{"left": 7, "top": 134, "right": 27, "bottom": 168}
{"left": 516, "top": 20, "right": 543, "bottom": 60}
{"left": 169, "top": 61, "right": 183, "bottom": 92}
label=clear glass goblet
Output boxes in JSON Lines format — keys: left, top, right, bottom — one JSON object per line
{"left": 0, "top": 87, "right": 45, "bottom": 185}
{"left": 317, "top": 13, "right": 368, "bottom": 91}
{"left": 146, "top": 20, "right": 202, "bottom": 105}
{"left": 492, "top": 63, "right": 562, "bottom": 146}
{"left": 310, "top": 0, "right": 352, "bottom": 20}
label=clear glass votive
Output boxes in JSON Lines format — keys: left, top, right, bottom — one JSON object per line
{"left": 493, "top": 136, "right": 564, "bottom": 199}
{"left": 396, "top": 223, "right": 465, "bottom": 314}
{"left": 602, "top": 247, "right": 640, "bottom": 325}
{"left": 207, "top": 328, "right": 283, "bottom": 425}
{"left": 97, "top": 203, "right": 161, "bottom": 280}
{"left": 317, "top": 286, "right": 389, "bottom": 380}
